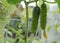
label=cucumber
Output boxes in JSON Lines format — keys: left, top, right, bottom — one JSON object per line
{"left": 40, "top": 3, "right": 47, "bottom": 30}
{"left": 31, "top": 6, "right": 40, "bottom": 33}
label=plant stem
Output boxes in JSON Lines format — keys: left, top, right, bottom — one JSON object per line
{"left": 36, "top": 0, "right": 37, "bottom": 6}
{"left": 25, "top": 1, "right": 29, "bottom": 43}
{"left": 43, "top": 0, "right": 45, "bottom": 2}
{"left": 45, "top": 1, "right": 56, "bottom": 4}
{"left": 24, "top": 0, "right": 56, "bottom": 4}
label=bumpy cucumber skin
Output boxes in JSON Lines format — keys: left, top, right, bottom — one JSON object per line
{"left": 40, "top": 3, "right": 47, "bottom": 30}
{"left": 31, "top": 6, "right": 40, "bottom": 33}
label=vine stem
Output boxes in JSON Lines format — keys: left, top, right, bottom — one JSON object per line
{"left": 35, "top": 0, "right": 37, "bottom": 6}
{"left": 24, "top": 1, "right": 29, "bottom": 43}
{"left": 45, "top": 1, "right": 56, "bottom": 4}
{"left": 43, "top": 0, "right": 45, "bottom": 3}
{"left": 24, "top": 1, "right": 56, "bottom": 4}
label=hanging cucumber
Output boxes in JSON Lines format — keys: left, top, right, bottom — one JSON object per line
{"left": 40, "top": 2, "right": 47, "bottom": 39}
{"left": 31, "top": 6, "right": 40, "bottom": 33}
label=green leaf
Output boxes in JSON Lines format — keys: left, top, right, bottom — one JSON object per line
{"left": 55, "top": 0, "right": 60, "bottom": 9}
{"left": 6, "top": 0, "right": 23, "bottom": 5}
{"left": 5, "top": 25, "right": 17, "bottom": 33}
{"left": 2, "top": 0, "right": 16, "bottom": 14}
{"left": 17, "top": 29, "right": 23, "bottom": 35}
{"left": 4, "top": 29, "right": 12, "bottom": 36}
{"left": 58, "top": 9, "right": 60, "bottom": 14}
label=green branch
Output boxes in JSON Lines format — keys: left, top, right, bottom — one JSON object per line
{"left": 24, "top": 1, "right": 29, "bottom": 43}
{"left": 24, "top": 0, "right": 56, "bottom": 4}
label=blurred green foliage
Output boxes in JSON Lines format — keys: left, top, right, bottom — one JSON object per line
{"left": 7, "top": 0, "right": 23, "bottom": 5}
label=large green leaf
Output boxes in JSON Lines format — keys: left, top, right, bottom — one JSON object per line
{"left": 55, "top": 0, "right": 60, "bottom": 9}
{"left": 6, "top": 0, "right": 23, "bottom": 5}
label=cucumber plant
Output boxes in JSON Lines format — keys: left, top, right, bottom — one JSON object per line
{"left": 5, "top": 0, "right": 60, "bottom": 43}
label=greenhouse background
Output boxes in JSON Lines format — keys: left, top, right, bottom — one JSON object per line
{"left": 0, "top": 0, "right": 60, "bottom": 43}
